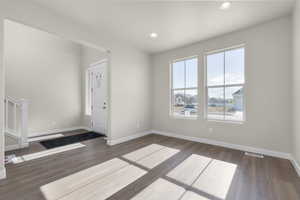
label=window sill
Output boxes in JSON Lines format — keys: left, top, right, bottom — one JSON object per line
{"left": 170, "top": 115, "right": 198, "bottom": 120}
{"left": 206, "top": 119, "right": 244, "bottom": 125}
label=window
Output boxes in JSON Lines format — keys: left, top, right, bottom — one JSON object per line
{"left": 171, "top": 57, "right": 198, "bottom": 118}
{"left": 206, "top": 46, "right": 245, "bottom": 122}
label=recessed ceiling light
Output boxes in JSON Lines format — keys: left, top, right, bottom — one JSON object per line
{"left": 220, "top": 1, "right": 231, "bottom": 10}
{"left": 150, "top": 32, "right": 158, "bottom": 39}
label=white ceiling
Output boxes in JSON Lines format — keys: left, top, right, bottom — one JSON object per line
{"left": 29, "top": 0, "right": 294, "bottom": 53}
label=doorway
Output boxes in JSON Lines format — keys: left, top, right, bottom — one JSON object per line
{"left": 3, "top": 19, "right": 111, "bottom": 154}
{"left": 88, "top": 61, "right": 108, "bottom": 135}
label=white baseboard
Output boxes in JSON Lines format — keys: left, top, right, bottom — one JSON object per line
{"left": 0, "top": 167, "right": 6, "bottom": 180}
{"left": 152, "top": 130, "right": 291, "bottom": 160}
{"left": 30, "top": 126, "right": 91, "bottom": 138}
{"left": 55, "top": 127, "right": 298, "bottom": 176}
{"left": 82, "top": 127, "right": 93, "bottom": 132}
{"left": 105, "top": 129, "right": 291, "bottom": 159}
{"left": 107, "top": 130, "right": 152, "bottom": 146}
{"left": 152, "top": 130, "right": 300, "bottom": 177}
{"left": 21, "top": 142, "right": 29, "bottom": 148}
{"left": 5, "top": 142, "right": 29, "bottom": 152}
{"left": 5, "top": 144, "right": 21, "bottom": 151}
{"left": 291, "top": 157, "right": 300, "bottom": 177}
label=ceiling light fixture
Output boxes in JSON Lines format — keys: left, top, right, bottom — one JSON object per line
{"left": 220, "top": 1, "right": 231, "bottom": 10}
{"left": 150, "top": 32, "right": 158, "bottom": 39}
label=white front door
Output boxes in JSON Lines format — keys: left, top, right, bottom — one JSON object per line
{"left": 91, "top": 62, "right": 107, "bottom": 135}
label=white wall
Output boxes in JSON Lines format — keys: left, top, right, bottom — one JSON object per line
{"left": 0, "top": 0, "right": 292, "bottom": 181}
{"left": 0, "top": 0, "right": 150, "bottom": 178}
{"left": 0, "top": 0, "right": 151, "bottom": 178}
{"left": 293, "top": 1, "right": 300, "bottom": 165}
{"left": 152, "top": 16, "right": 292, "bottom": 153}
{"left": 79, "top": 39, "right": 152, "bottom": 139}
{"left": 80, "top": 45, "right": 108, "bottom": 128}
{"left": 110, "top": 46, "right": 151, "bottom": 139}
{"left": 4, "top": 20, "right": 82, "bottom": 136}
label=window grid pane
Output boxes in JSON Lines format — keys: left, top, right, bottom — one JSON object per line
{"left": 172, "top": 89, "right": 185, "bottom": 117}
{"left": 172, "top": 89, "right": 198, "bottom": 117}
{"left": 225, "top": 86, "right": 244, "bottom": 121}
{"left": 207, "top": 52, "right": 224, "bottom": 87}
{"left": 207, "top": 87, "right": 225, "bottom": 120}
{"left": 185, "top": 58, "right": 198, "bottom": 88}
{"left": 184, "top": 89, "right": 198, "bottom": 117}
{"left": 171, "top": 57, "right": 198, "bottom": 118}
{"left": 206, "top": 47, "right": 245, "bottom": 122}
{"left": 225, "top": 48, "right": 245, "bottom": 85}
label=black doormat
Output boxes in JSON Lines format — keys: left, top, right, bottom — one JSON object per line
{"left": 40, "top": 132, "right": 105, "bottom": 149}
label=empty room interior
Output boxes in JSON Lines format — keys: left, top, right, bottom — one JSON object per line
{"left": 1, "top": 0, "right": 300, "bottom": 199}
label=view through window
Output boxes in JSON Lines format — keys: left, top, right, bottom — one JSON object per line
{"left": 171, "top": 57, "right": 198, "bottom": 118}
{"left": 206, "top": 47, "right": 245, "bottom": 121}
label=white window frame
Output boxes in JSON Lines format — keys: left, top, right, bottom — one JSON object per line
{"left": 170, "top": 56, "right": 198, "bottom": 119}
{"left": 204, "top": 44, "right": 246, "bottom": 123}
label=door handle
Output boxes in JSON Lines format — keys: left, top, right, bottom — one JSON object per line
{"left": 102, "top": 106, "right": 107, "bottom": 109}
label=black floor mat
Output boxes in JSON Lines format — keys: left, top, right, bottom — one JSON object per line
{"left": 40, "top": 132, "right": 104, "bottom": 149}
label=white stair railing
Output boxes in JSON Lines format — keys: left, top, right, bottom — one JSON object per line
{"left": 4, "top": 96, "right": 29, "bottom": 149}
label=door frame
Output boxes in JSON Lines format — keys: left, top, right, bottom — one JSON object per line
{"left": 87, "top": 59, "right": 109, "bottom": 136}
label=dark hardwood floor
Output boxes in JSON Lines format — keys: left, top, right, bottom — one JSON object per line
{"left": 1, "top": 131, "right": 300, "bottom": 200}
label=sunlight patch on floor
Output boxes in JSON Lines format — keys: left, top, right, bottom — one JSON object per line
{"left": 136, "top": 147, "right": 179, "bottom": 169}
{"left": 131, "top": 178, "right": 211, "bottom": 200}
{"left": 123, "top": 144, "right": 180, "bottom": 169}
{"left": 131, "top": 178, "right": 185, "bottom": 200}
{"left": 192, "top": 159, "right": 237, "bottom": 199}
{"left": 40, "top": 144, "right": 237, "bottom": 200}
{"left": 13, "top": 143, "right": 86, "bottom": 163}
{"left": 123, "top": 144, "right": 165, "bottom": 162}
{"left": 167, "top": 154, "right": 212, "bottom": 185}
{"left": 165, "top": 154, "right": 237, "bottom": 200}
{"left": 181, "top": 191, "right": 211, "bottom": 200}
{"left": 41, "top": 158, "right": 146, "bottom": 200}
{"left": 41, "top": 158, "right": 128, "bottom": 200}
{"left": 28, "top": 134, "right": 64, "bottom": 142}
{"left": 59, "top": 165, "right": 146, "bottom": 200}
